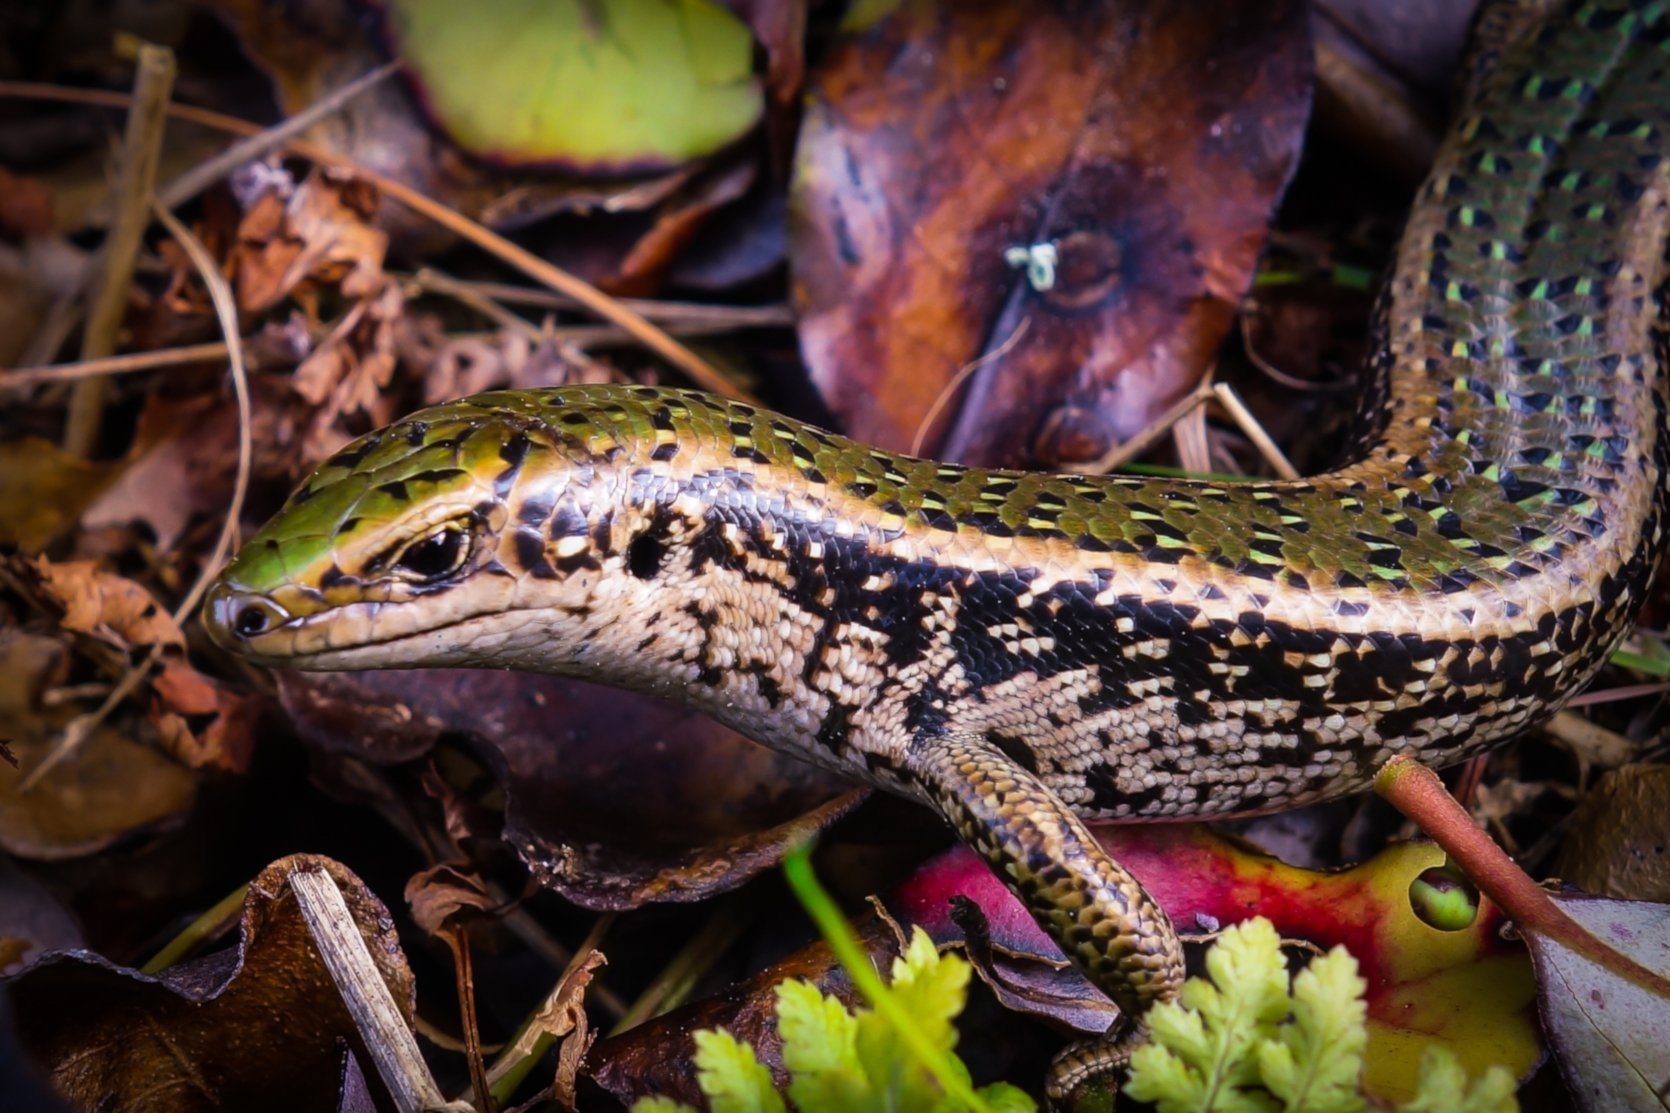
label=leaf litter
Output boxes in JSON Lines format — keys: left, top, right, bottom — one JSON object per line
{"left": 0, "top": 2, "right": 1664, "bottom": 1110}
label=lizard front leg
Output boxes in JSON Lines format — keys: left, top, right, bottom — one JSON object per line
{"left": 903, "top": 730, "right": 1183, "bottom": 1069}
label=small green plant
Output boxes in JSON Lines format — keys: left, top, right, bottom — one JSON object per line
{"left": 1126, "top": 917, "right": 1519, "bottom": 1113}
{"left": 634, "top": 865, "right": 1520, "bottom": 1113}
{"left": 632, "top": 847, "right": 1033, "bottom": 1113}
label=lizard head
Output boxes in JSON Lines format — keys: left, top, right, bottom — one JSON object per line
{"left": 203, "top": 387, "right": 675, "bottom": 672}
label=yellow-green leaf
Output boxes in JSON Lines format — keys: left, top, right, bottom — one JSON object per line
{"left": 383, "top": 0, "right": 763, "bottom": 172}
{"left": 692, "top": 1028, "right": 786, "bottom": 1113}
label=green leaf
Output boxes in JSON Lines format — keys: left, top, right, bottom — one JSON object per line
{"left": 888, "top": 926, "right": 970, "bottom": 1055}
{"left": 630, "top": 1099, "right": 697, "bottom": 1113}
{"left": 1396, "top": 1047, "right": 1517, "bottom": 1113}
{"left": 637, "top": 854, "right": 1041, "bottom": 1112}
{"left": 1259, "top": 946, "right": 1367, "bottom": 1113}
{"left": 1128, "top": 918, "right": 1289, "bottom": 1112}
{"left": 383, "top": 0, "right": 763, "bottom": 171}
{"left": 691, "top": 1028, "right": 787, "bottom": 1113}
{"left": 1127, "top": 918, "right": 1518, "bottom": 1113}
{"left": 975, "top": 1081, "right": 1042, "bottom": 1113}
{"left": 778, "top": 979, "right": 872, "bottom": 1112}
{"left": 783, "top": 847, "right": 996, "bottom": 1111}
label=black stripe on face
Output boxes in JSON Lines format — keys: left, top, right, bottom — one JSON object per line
{"left": 514, "top": 528, "right": 554, "bottom": 578}
{"left": 518, "top": 488, "right": 556, "bottom": 527}
{"left": 496, "top": 434, "right": 531, "bottom": 495}
{"left": 549, "top": 502, "right": 588, "bottom": 539}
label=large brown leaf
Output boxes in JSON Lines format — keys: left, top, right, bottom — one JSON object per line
{"left": 792, "top": 0, "right": 1311, "bottom": 466}
{"left": 7, "top": 855, "right": 416, "bottom": 1113}
{"left": 278, "top": 670, "right": 865, "bottom": 909}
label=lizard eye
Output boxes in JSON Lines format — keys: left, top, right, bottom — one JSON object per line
{"left": 392, "top": 525, "right": 470, "bottom": 581}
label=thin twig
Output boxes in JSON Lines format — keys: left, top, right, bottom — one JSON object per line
{"left": 1238, "top": 311, "right": 1353, "bottom": 393}
{"left": 1565, "top": 680, "right": 1670, "bottom": 708}
{"left": 155, "top": 61, "right": 401, "bottom": 211}
{"left": 1172, "top": 400, "right": 1213, "bottom": 475}
{"left": 909, "top": 320, "right": 1031, "bottom": 457}
{"left": 409, "top": 270, "right": 794, "bottom": 329}
{"left": 17, "top": 292, "right": 82, "bottom": 371}
{"left": 1376, "top": 757, "right": 1670, "bottom": 998}
{"left": 414, "top": 269, "right": 546, "bottom": 343}
{"left": 64, "top": 45, "right": 175, "bottom": 456}
{"left": 140, "top": 883, "right": 249, "bottom": 974}
{"left": 444, "top": 927, "right": 494, "bottom": 1113}
{"left": 292, "top": 868, "right": 472, "bottom": 1113}
{"left": 607, "top": 899, "right": 747, "bottom": 1036}
{"left": 1076, "top": 377, "right": 1216, "bottom": 476}
{"left": 149, "top": 204, "right": 254, "bottom": 631}
{"left": 0, "top": 80, "right": 756, "bottom": 404}
{"left": 21, "top": 204, "right": 253, "bottom": 790}
{"left": 1, "top": 341, "right": 229, "bottom": 387}
{"left": 1212, "top": 381, "right": 1300, "bottom": 480}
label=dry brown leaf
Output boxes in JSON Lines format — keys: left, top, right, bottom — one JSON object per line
{"left": 0, "top": 440, "right": 115, "bottom": 553}
{"left": 1555, "top": 764, "right": 1670, "bottom": 901}
{"left": 9, "top": 854, "right": 417, "bottom": 1113}
{"left": 404, "top": 862, "right": 496, "bottom": 935}
{"left": 1, "top": 557, "right": 260, "bottom": 773}
{"left": 293, "top": 281, "right": 407, "bottom": 463}
{"left": 36, "top": 559, "right": 185, "bottom": 652}
{"left": 148, "top": 659, "right": 260, "bottom": 774}
{"left": 277, "top": 669, "right": 864, "bottom": 909}
{"left": 793, "top": 0, "right": 1310, "bottom": 466}
{"left": 0, "top": 728, "right": 200, "bottom": 860}
{"left": 1527, "top": 895, "right": 1670, "bottom": 1111}
{"left": 0, "top": 628, "right": 199, "bottom": 858}
{"left": 232, "top": 168, "right": 388, "bottom": 314}
{"left": 82, "top": 391, "right": 243, "bottom": 551}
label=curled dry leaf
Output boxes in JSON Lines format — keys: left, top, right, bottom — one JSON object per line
{"left": 0, "top": 626, "right": 198, "bottom": 859}
{"left": 1554, "top": 764, "right": 1670, "bottom": 901}
{"left": 404, "top": 862, "right": 496, "bottom": 936}
{"left": 422, "top": 332, "right": 580, "bottom": 405}
{"left": 27, "top": 556, "right": 185, "bottom": 654}
{"left": 609, "top": 156, "right": 758, "bottom": 296}
{"left": 0, "top": 556, "right": 259, "bottom": 775}
{"left": 275, "top": 669, "right": 865, "bottom": 909}
{"left": 524, "top": 152, "right": 760, "bottom": 297}
{"left": 892, "top": 824, "right": 1540, "bottom": 1104}
{"left": 6, "top": 854, "right": 417, "bottom": 1113}
{"left": 232, "top": 168, "right": 388, "bottom": 314}
{"left": 493, "top": 948, "right": 606, "bottom": 1110}
{"left": 793, "top": 0, "right": 1311, "bottom": 466}
{"left": 292, "top": 281, "right": 408, "bottom": 463}
{"left": 946, "top": 893, "right": 1119, "bottom": 1034}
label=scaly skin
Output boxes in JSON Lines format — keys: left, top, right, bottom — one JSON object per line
{"left": 205, "top": 0, "right": 1670, "bottom": 1041}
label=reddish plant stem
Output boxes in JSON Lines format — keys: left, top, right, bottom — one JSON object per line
{"left": 1376, "top": 756, "right": 1670, "bottom": 997}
